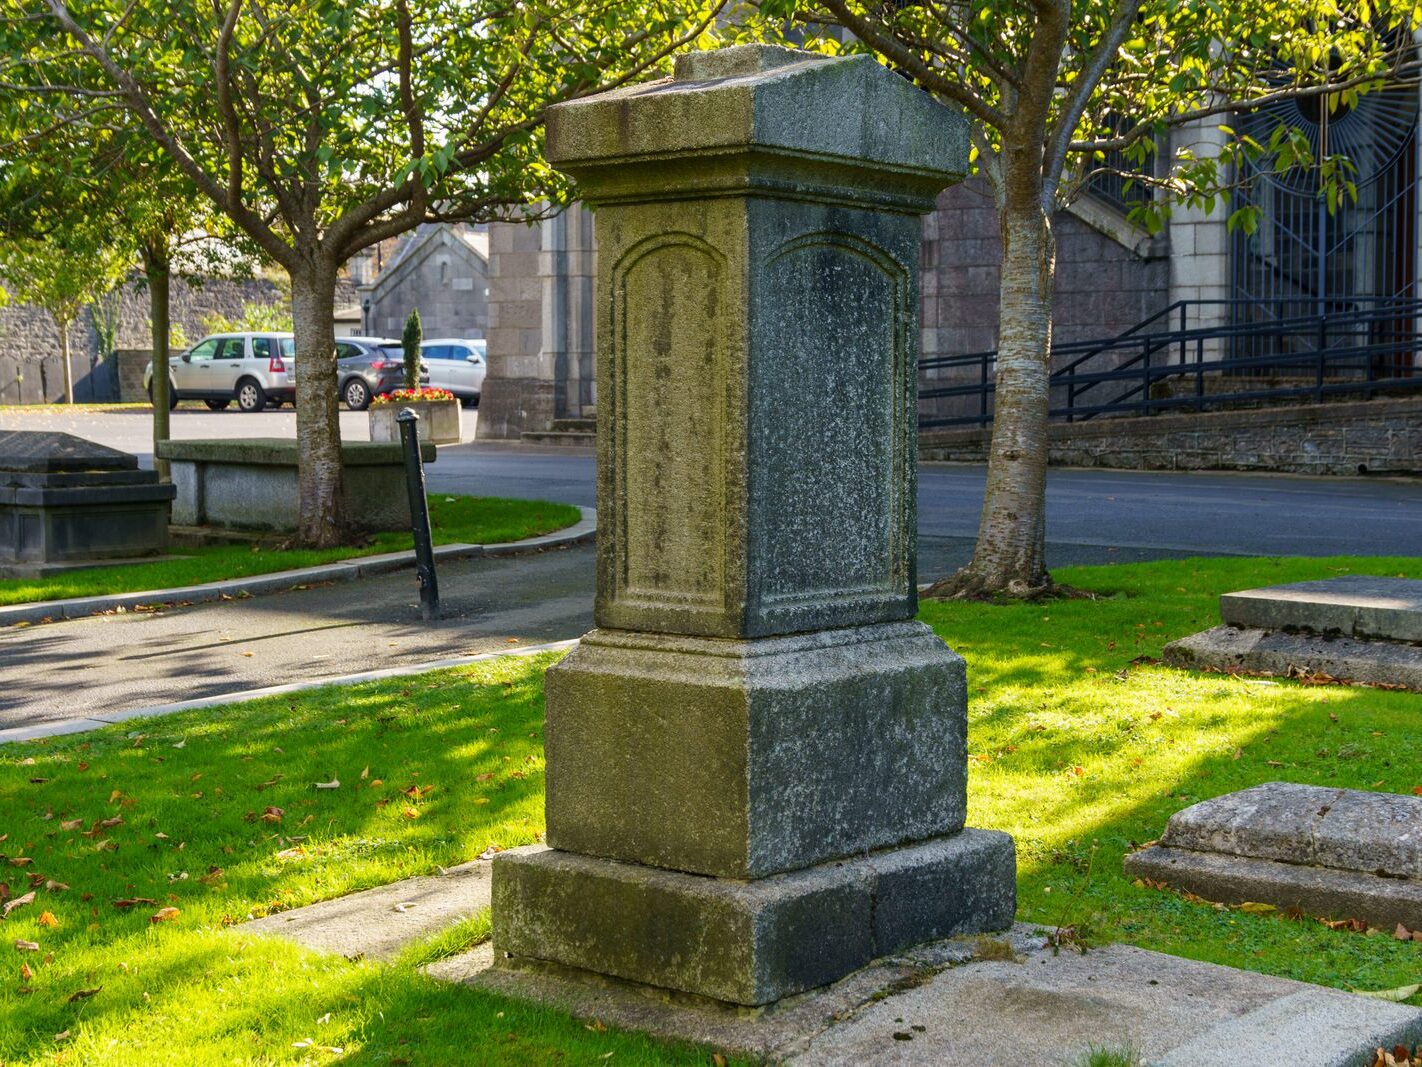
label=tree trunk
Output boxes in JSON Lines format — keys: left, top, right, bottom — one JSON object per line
{"left": 926, "top": 190, "right": 1057, "bottom": 599}
{"left": 145, "top": 242, "right": 172, "bottom": 482}
{"left": 290, "top": 258, "right": 350, "bottom": 547}
{"left": 59, "top": 319, "right": 74, "bottom": 404}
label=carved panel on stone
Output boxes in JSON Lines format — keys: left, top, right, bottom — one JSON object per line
{"left": 610, "top": 233, "right": 728, "bottom": 621}
{"left": 750, "top": 231, "right": 910, "bottom": 631}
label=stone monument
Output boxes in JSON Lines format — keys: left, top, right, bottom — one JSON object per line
{"left": 491, "top": 44, "right": 1016, "bottom": 1006}
{"left": 0, "top": 430, "right": 174, "bottom": 578}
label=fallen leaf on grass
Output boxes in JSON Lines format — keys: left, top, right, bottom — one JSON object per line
{"left": 3, "top": 891, "right": 36, "bottom": 917}
{"left": 14, "top": 940, "right": 38, "bottom": 951}
{"left": 313, "top": 778, "right": 340, "bottom": 790}
{"left": 1357, "top": 984, "right": 1422, "bottom": 1002}
{"left": 20, "top": 961, "right": 33, "bottom": 981}
{"left": 66, "top": 986, "right": 101, "bottom": 1002}
{"left": 112, "top": 898, "right": 157, "bottom": 909}
{"left": 36, "top": 912, "right": 57, "bottom": 928}
{"left": 260, "top": 806, "right": 284, "bottom": 823}
{"left": 1237, "top": 901, "right": 1276, "bottom": 914}
{"left": 149, "top": 907, "right": 180, "bottom": 924}
{"left": 59, "top": 819, "right": 82, "bottom": 831}
{"left": 8, "top": 858, "right": 33, "bottom": 868}
{"left": 275, "top": 848, "right": 305, "bottom": 860}
{"left": 255, "top": 775, "right": 284, "bottom": 791}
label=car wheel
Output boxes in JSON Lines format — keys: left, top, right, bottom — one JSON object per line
{"left": 148, "top": 382, "right": 179, "bottom": 410}
{"left": 204, "top": 399, "right": 230, "bottom": 411}
{"left": 343, "top": 378, "right": 371, "bottom": 411}
{"left": 235, "top": 378, "right": 267, "bottom": 413}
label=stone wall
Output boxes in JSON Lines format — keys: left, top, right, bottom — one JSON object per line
{"left": 0, "top": 275, "right": 285, "bottom": 405}
{"left": 919, "top": 397, "right": 1422, "bottom": 476}
{"left": 479, "top": 221, "right": 555, "bottom": 438}
{"left": 919, "top": 178, "right": 1171, "bottom": 424}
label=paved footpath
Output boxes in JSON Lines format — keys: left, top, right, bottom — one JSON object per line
{"left": 0, "top": 545, "right": 594, "bottom": 732}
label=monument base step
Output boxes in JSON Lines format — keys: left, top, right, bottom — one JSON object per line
{"left": 491, "top": 830, "right": 1016, "bottom": 1006}
{"left": 1126, "top": 844, "right": 1422, "bottom": 932}
{"left": 520, "top": 430, "right": 595, "bottom": 448}
{"left": 1163, "top": 625, "right": 1422, "bottom": 690}
{"left": 0, "top": 553, "right": 184, "bottom": 579}
{"left": 434, "top": 922, "right": 1422, "bottom": 1064}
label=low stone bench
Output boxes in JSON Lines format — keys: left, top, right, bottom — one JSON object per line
{"left": 1126, "top": 782, "right": 1422, "bottom": 930}
{"left": 156, "top": 438, "right": 435, "bottom": 533}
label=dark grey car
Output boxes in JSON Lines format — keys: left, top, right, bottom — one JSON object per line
{"left": 335, "top": 337, "right": 428, "bottom": 410}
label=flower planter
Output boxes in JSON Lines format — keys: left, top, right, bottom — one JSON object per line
{"left": 368, "top": 397, "right": 462, "bottom": 445}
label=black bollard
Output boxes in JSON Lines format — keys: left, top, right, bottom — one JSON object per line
{"left": 396, "top": 408, "right": 440, "bottom": 621}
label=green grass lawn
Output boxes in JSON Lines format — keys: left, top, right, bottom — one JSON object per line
{"left": 1, "top": 554, "right": 1420, "bottom": 1063}
{"left": 0, "top": 495, "right": 582, "bottom": 608}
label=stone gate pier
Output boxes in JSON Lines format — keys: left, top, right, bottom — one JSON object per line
{"left": 490, "top": 44, "right": 1016, "bottom": 1006}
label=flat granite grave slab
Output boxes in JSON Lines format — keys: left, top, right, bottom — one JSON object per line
{"left": 431, "top": 923, "right": 1422, "bottom": 1064}
{"left": 1126, "top": 783, "right": 1422, "bottom": 930}
{"left": 241, "top": 859, "right": 490, "bottom": 961}
{"left": 1221, "top": 576, "right": 1422, "bottom": 642}
{"left": 1165, "top": 576, "right": 1422, "bottom": 690}
{"left": 1164, "top": 625, "right": 1422, "bottom": 690}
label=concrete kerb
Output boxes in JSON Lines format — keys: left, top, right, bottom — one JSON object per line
{"left": 0, "top": 507, "right": 596, "bottom": 628}
{"left": 0, "top": 638, "right": 580, "bottom": 745}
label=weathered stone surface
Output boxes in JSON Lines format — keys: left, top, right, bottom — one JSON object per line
{"left": 0, "top": 431, "right": 173, "bottom": 574}
{"left": 1124, "top": 783, "right": 1422, "bottom": 928}
{"left": 440, "top": 924, "right": 1422, "bottom": 1064}
{"left": 546, "top": 44, "right": 965, "bottom": 641}
{"left": 489, "top": 43, "right": 1012, "bottom": 1010}
{"left": 491, "top": 832, "right": 1015, "bottom": 1006}
{"left": 158, "top": 438, "right": 435, "bottom": 532}
{"left": 1126, "top": 842, "right": 1422, "bottom": 932}
{"left": 1152, "top": 783, "right": 1422, "bottom": 878}
{"left": 544, "top": 622, "right": 967, "bottom": 879}
{"left": 1164, "top": 624, "right": 1422, "bottom": 690}
{"left": 0, "top": 430, "right": 136, "bottom": 473}
{"left": 1221, "top": 576, "right": 1422, "bottom": 642}
{"left": 242, "top": 860, "right": 491, "bottom": 961}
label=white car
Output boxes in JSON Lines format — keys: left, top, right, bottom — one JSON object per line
{"left": 144, "top": 332, "right": 297, "bottom": 412}
{"left": 421, "top": 338, "right": 486, "bottom": 405}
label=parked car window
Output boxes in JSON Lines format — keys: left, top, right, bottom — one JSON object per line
{"left": 187, "top": 339, "right": 219, "bottom": 361}
{"left": 335, "top": 342, "right": 360, "bottom": 359}
{"left": 252, "top": 337, "right": 272, "bottom": 360}
{"left": 423, "top": 344, "right": 452, "bottom": 361}
{"left": 280, "top": 338, "right": 295, "bottom": 358}
{"left": 215, "top": 338, "right": 245, "bottom": 360}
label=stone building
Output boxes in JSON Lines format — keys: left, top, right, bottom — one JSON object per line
{"left": 0, "top": 274, "right": 287, "bottom": 406}
{"left": 477, "top": 79, "right": 1422, "bottom": 443}
{"left": 355, "top": 223, "right": 489, "bottom": 341}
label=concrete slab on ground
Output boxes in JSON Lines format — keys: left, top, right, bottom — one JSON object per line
{"left": 428, "top": 923, "right": 1422, "bottom": 1065}
{"left": 1221, "top": 576, "right": 1422, "bottom": 642}
{"left": 242, "top": 859, "right": 493, "bottom": 961}
{"left": 1163, "top": 624, "right": 1422, "bottom": 690}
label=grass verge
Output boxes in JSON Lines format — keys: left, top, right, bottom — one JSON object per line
{"left": 1, "top": 554, "right": 1420, "bottom": 1062}
{"left": 0, "top": 495, "right": 582, "bottom": 608}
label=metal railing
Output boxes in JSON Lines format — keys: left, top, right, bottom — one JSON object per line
{"left": 918, "top": 297, "right": 1422, "bottom": 429}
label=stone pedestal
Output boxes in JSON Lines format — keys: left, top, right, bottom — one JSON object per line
{"left": 0, "top": 431, "right": 174, "bottom": 578}
{"left": 491, "top": 44, "right": 1015, "bottom": 1006}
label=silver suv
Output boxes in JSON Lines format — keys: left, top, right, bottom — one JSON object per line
{"left": 144, "top": 332, "right": 297, "bottom": 412}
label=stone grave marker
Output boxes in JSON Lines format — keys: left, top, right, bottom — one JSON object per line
{"left": 0, "top": 430, "right": 174, "bottom": 578}
{"left": 1166, "top": 575, "right": 1422, "bottom": 690}
{"left": 487, "top": 44, "right": 1015, "bottom": 1007}
{"left": 1127, "top": 782, "right": 1422, "bottom": 931}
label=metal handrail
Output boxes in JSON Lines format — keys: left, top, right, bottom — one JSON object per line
{"left": 919, "top": 297, "right": 1422, "bottom": 429}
